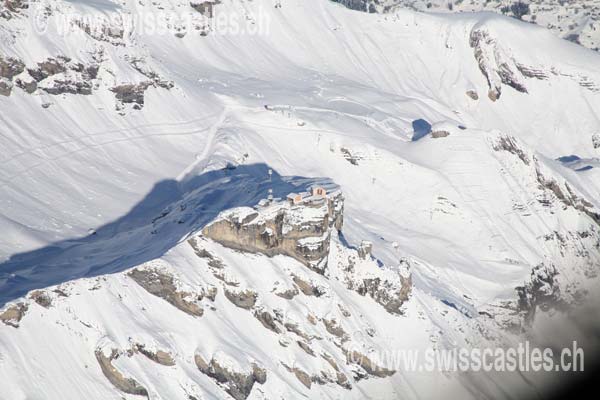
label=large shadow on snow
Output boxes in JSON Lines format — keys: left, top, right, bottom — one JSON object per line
{"left": 411, "top": 119, "right": 432, "bottom": 141}
{"left": 0, "top": 163, "right": 336, "bottom": 307}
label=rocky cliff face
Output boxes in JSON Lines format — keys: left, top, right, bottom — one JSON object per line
{"left": 201, "top": 190, "right": 411, "bottom": 315}
{"left": 202, "top": 191, "right": 344, "bottom": 274}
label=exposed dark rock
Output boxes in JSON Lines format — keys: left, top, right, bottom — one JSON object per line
{"left": 466, "top": 90, "right": 479, "bottom": 100}
{"left": 15, "top": 74, "right": 37, "bottom": 93}
{"left": 188, "top": 241, "right": 226, "bottom": 270}
{"left": 284, "top": 321, "right": 312, "bottom": 341}
{"left": 342, "top": 252, "right": 412, "bottom": 315}
{"left": 330, "top": 0, "right": 368, "bottom": 12}
{"left": 1, "top": 0, "right": 28, "bottom": 17}
{"left": 0, "top": 78, "right": 12, "bottom": 96}
{"left": 28, "top": 57, "right": 69, "bottom": 82}
{"left": 357, "top": 240, "right": 372, "bottom": 259}
{"left": 0, "top": 55, "right": 25, "bottom": 79}
{"left": 516, "top": 63, "right": 549, "bottom": 80}
{"left": 536, "top": 168, "right": 600, "bottom": 225}
{"left": 340, "top": 147, "right": 360, "bottom": 165}
{"left": 195, "top": 353, "right": 266, "bottom": 400}
{"left": 321, "top": 353, "right": 352, "bottom": 389}
{"left": 431, "top": 130, "right": 450, "bottom": 139}
{"left": 323, "top": 318, "right": 348, "bottom": 341}
{"left": 516, "top": 263, "right": 565, "bottom": 323}
{"left": 95, "top": 349, "right": 148, "bottom": 397}
{"left": 470, "top": 28, "right": 528, "bottom": 101}
{"left": 74, "top": 18, "right": 125, "bottom": 44}
{"left": 19, "top": 57, "right": 100, "bottom": 96}
{"left": 357, "top": 277, "right": 411, "bottom": 315}
{"left": 29, "top": 290, "right": 52, "bottom": 308}
{"left": 292, "top": 274, "right": 325, "bottom": 297}
{"left": 39, "top": 75, "right": 93, "bottom": 95}
{"left": 0, "top": 302, "right": 28, "bottom": 328}
{"left": 492, "top": 135, "right": 530, "bottom": 165}
{"left": 132, "top": 343, "right": 176, "bottom": 366}
{"left": 281, "top": 363, "right": 312, "bottom": 389}
{"left": 297, "top": 340, "right": 316, "bottom": 356}
{"left": 128, "top": 268, "right": 204, "bottom": 317}
{"left": 593, "top": 133, "right": 600, "bottom": 149}
{"left": 498, "top": 61, "right": 528, "bottom": 93}
{"left": 338, "top": 303, "right": 351, "bottom": 317}
{"left": 202, "top": 190, "right": 344, "bottom": 273}
{"left": 224, "top": 288, "right": 257, "bottom": 309}
{"left": 111, "top": 82, "right": 153, "bottom": 106}
{"left": 253, "top": 307, "right": 281, "bottom": 333}
{"left": 274, "top": 286, "right": 299, "bottom": 299}
{"left": 128, "top": 58, "right": 174, "bottom": 90}
{"left": 190, "top": 0, "right": 221, "bottom": 17}
{"left": 346, "top": 349, "right": 395, "bottom": 378}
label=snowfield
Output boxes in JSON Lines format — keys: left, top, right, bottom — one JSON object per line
{"left": 1, "top": 0, "right": 600, "bottom": 399}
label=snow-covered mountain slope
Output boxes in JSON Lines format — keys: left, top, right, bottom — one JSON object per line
{"left": 340, "top": 0, "right": 600, "bottom": 51}
{"left": 1, "top": 0, "right": 600, "bottom": 399}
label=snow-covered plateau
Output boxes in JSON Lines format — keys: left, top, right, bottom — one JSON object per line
{"left": 1, "top": 0, "right": 600, "bottom": 399}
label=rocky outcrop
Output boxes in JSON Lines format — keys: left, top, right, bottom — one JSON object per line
{"left": 340, "top": 247, "right": 411, "bottom": 315}
{"left": 346, "top": 349, "right": 396, "bottom": 378}
{"left": 340, "top": 147, "right": 361, "bottom": 165}
{"left": 431, "top": 130, "right": 450, "bottom": 139}
{"left": 0, "top": 0, "right": 28, "bottom": 19}
{"left": 470, "top": 28, "right": 528, "bottom": 101}
{"left": 0, "top": 302, "right": 28, "bottom": 328}
{"left": 38, "top": 72, "right": 93, "bottom": 95}
{"left": 0, "top": 56, "right": 25, "bottom": 79}
{"left": 322, "top": 353, "right": 352, "bottom": 389}
{"left": 593, "top": 133, "right": 600, "bottom": 149}
{"left": 292, "top": 274, "right": 326, "bottom": 297}
{"left": 466, "top": 90, "right": 479, "bottom": 100}
{"left": 282, "top": 358, "right": 352, "bottom": 390}
{"left": 128, "top": 57, "right": 174, "bottom": 91}
{"left": 3, "top": 56, "right": 101, "bottom": 97}
{"left": 357, "top": 276, "right": 411, "bottom": 315}
{"left": 190, "top": 1, "right": 221, "bottom": 18}
{"left": 131, "top": 343, "right": 176, "bottom": 366}
{"left": 14, "top": 72, "right": 37, "bottom": 94}
{"left": 28, "top": 57, "right": 69, "bottom": 82}
{"left": 357, "top": 241, "right": 372, "bottom": 259}
{"left": 273, "top": 285, "right": 299, "bottom": 299}
{"left": 492, "top": 134, "right": 531, "bottom": 165}
{"left": 128, "top": 268, "right": 206, "bottom": 317}
{"left": 29, "top": 290, "right": 52, "bottom": 308}
{"left": 0, "top": 78, "right": 13, "bottom": 96}
{"left": 195, "top": 352, "right": 266, "bottom": 400}
{"left": 224, "top": 287, "right": 258, "bottom": 309}
{"left": 516, "top": 263, "right": 565, "bottom": 323}
{"left": 282, "top": 363, "right": 313, "bottom": 388}
{"left": 202, "top": 189, "right": 344, "bottom": 273}
{"left": 111, "top": 82, "right": 153, "bottom": 109}
{"left": 253, "top": 307, "right": 282, "bottom": 333}
{"left": 95, "top": 348, "right": 148, "bottom": 397}
{"left": 323, "top": 317, "right": 349, "bottom": 341}
{"left": 74, "top": 18, "right": 125, "bottom": 45}
{"left": 536, "top": 168, "right": 600, "bottom": 226}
